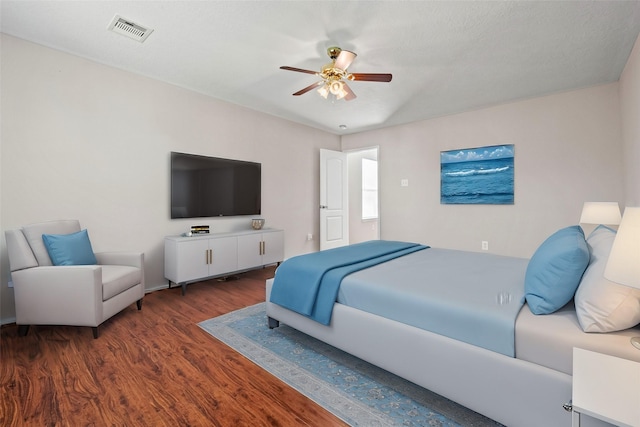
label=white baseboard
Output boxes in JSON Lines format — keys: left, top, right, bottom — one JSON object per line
{"left": 145, "top": 283, "right": 171, "bottom": 294}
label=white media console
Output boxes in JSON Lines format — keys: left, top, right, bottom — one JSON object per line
{"left": 164, "top": 228, "right": 284, "bottom": 295}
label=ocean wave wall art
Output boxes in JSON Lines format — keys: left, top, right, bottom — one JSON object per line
{"left": 440, "top": 144, "right": 514, "bottom": 205}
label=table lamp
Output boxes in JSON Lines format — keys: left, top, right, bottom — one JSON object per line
{"left": 604, "top": 207, "right": 640, "bottom": 350}
{"left": 579, "top": 202, "right": 622, "bottom": 226}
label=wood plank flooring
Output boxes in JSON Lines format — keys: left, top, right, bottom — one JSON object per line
{"left": 0, "top": 267, "right": 348, "bottom": 427}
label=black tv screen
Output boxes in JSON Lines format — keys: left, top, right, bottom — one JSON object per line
{"left": 170, "top": 152, "right": 261, "bottom": 219}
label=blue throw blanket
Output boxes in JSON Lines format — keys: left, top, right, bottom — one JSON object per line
{"left": 269, "top": 240, "right": 429, "bottom": 325}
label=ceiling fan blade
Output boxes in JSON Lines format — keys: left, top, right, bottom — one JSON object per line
{"left": 280, "top": 66, "right": 318, "bottom": 75}
{"left": 292, "top": 81, "right": 323, "bottom": 96}
{"left": 351, "top": 73, "right": 393, "bottom": 82}
{"left": 334, "top": 50, "right": 357, "bottom": 71}
{"left": 342, "top": 83, "right": 357, "bottom": 101}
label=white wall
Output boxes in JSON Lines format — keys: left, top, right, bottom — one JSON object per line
{"left": 0, "top": 35, "right": 340, "bottom": 322}
{"left": 342, "top": 83, "right": 625, "bottom": 259}
{"left": 619, "top": 33, "right": 640, "bottom": 206}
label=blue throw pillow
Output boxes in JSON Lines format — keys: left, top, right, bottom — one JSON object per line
{"left": 42, "top": 229, "right": 98, "bottom": 266}
{"left": 524, "top": 225, "right": 589, "bottom": 315}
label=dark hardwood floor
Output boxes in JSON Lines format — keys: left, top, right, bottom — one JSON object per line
{"left": 0, "top": 267, "right": 348, "bottom": 426}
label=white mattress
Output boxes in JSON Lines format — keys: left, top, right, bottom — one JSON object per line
{"left": 515, "top": 301, "right": 640, "bottom": 375}
{"left": 337, "top": 248, "right": 528, "bottom": 356}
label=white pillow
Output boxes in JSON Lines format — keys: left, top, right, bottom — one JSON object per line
{"left": 575, "top": 226, "right": 640, "bottom": 333}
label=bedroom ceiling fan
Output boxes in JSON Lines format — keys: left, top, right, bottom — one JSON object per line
{"left": 280, "top": 46, "right": 392, "bottom": 101}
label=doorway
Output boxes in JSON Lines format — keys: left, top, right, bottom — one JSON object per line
{"left": 347, "top": 147, "right": 380, "bottom": 244}
{"left": 319, "top": 147, "right": 380, "bottom": 250}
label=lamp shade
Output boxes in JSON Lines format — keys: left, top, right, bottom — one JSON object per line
{"left": 579, "top": 202, "right": 622, "bottom": 225}
{"left": 604, "top": 207, "right": 640, "bottom": 290}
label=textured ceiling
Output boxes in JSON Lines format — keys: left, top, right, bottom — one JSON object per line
{"left": 2, "top": 1, "right": 640, "bottom": 135}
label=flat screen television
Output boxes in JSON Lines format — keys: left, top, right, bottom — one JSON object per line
{"left": 170, "top": 152, "right": 261, "bottom": 219}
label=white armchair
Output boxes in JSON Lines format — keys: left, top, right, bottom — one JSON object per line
{"left": 5, "top": 220, "right": 145, "bottom": 338}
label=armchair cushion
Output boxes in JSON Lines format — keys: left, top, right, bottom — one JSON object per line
{"left": 22, "top": 220, "right": 81, "bottom": 266}
{"left": 42, "top": 229, "right": 98, "bottom": 266}
{"left": 101, "top": 266, "right": 142, "bottom": 300}
{"left": 5, "top": 230, "right": 38, "bottom": 271}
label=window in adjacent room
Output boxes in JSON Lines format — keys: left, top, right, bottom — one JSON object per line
{"left": 362, "top": 158, "right": 378, "bottom": 220}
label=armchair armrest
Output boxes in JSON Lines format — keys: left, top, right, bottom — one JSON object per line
{"left": 12, "top": 266, "right": 103, "bottom": 326}
{"left": 95, "top": 251, "right": 144, "bottom": 269}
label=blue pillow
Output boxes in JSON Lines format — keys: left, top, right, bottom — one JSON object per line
{"left": 524, "top": 225, "right": 589, "bottom": 314}
{"left": 42, "top": 229, "right": 98, "bottom": 266}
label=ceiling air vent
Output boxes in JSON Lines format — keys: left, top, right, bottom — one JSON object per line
{"left": 107, "top": 15, "right": 153, "bottom": 43}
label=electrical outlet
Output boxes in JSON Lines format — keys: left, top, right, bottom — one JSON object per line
{"left": 482, "top": 241, "right": 489, "bottom": 251}
{"left": 306, "top": 233, "right": 313, "bottom": 241}
{"left": 401, "top": 179, "right": 409, "bottom": 187}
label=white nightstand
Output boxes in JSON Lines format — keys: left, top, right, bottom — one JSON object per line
{"left": 572, "top": 348, "right": 640, "bottom": 427}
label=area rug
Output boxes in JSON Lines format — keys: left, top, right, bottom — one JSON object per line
{"left": 198, "top": 303, "right": 502, "bottom": 427}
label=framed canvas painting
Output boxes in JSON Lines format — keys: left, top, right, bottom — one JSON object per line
{"left": 440, "top": 144, "right": 514, "bottom": 204}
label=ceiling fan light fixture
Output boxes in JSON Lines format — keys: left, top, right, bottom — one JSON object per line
{"left": 329, "top": 81, "right": 344, "bottom": 95}
{"left": 318, "top": 81, "right": 346, "bottom": 100}
{"left": 317, "top": 84, "right": 330, "bottom": 99}
{"left": 280, "top": 46, "right": 391, "bottom": 102}
{"left": 324, "top": 80, "right": 348, "bottom": 100}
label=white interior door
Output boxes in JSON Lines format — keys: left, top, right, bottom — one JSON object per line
{"left": 320, "top": 149, "right": 349, "bottom": 250}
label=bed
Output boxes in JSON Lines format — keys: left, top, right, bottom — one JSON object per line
{"left": 265, "top": 226, "right": 640, "bottom": 427}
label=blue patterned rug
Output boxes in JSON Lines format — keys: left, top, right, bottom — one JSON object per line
{"left": 199, "top": 303, "right": 502, "bottom": 427}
